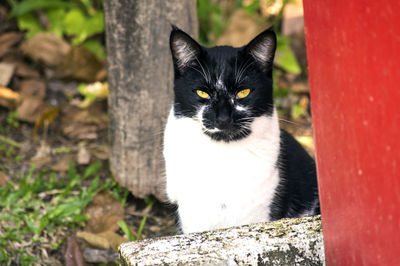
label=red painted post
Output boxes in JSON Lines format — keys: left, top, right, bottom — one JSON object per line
{"left": 303, "top": 1, "right": 400, "bottom": 265}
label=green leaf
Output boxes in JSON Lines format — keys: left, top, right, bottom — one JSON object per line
{"left": 242, "top": 0, "right": 261, "bottom": 14}
{"left": 67, "top": 162, "right": 78, "bottom": 180}
{"left": 78, "top": 0, "right": 94, "bottom": 14}
{"left": 211, "top": 12, "right": 224, "bottom": 38}
{"left": 82, "top": 40, "right": 106, "bottom": 59}
{"left": 0, "top": 247, "right": 10, "bottom": 262}
{"left": 8, "top": 0, "right": 75, "bottom": 18}
{"left": 117, "top": 220, "right": 135, "bottom": 241}
{"left": 63, "top": 9, "right": 86, "bottom": 36}
{"left": 64, "top": 9, "right": 104, "bottom": 45}
{"left": 275, "top": 37, "right": 301, "bottom": 74}
{"left": 23, "top": 217, "right": 37, "bottom": 234}
{"left": 87, "top": 176, "right": 100, "bottom": 194}
{"left": 84, "top": 11, "right": 104, "bottom": 37}
{"left": 36, "top": 216, "right": 49, "bottom": 236}
{"left": 16, "top": 13, "right": 43, "bottom": 39}
{"left": 83, "top": 160, "right": 101, "bottom": 178}
{"left": 292, "top": 103, "right": 306, "bottom": 119}
{"left": 136, "top": 215, "right": 147, "bottom": 241}
{"left": 19, "top": 254, "right": 39, "bottom": 266}
{"left": 46, "top": 8, "right": 66, "bottom": 38}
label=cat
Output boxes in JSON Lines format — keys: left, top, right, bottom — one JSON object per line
{"left": 163, "top": 26, "right": 320, "bottom": 234}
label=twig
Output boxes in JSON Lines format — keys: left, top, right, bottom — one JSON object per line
{"left": 0, "top": 135, "right": 20, "bottom": 148}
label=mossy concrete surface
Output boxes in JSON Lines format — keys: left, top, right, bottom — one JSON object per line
{"left": 119, "top": 215, "right": 325, "bottom": 265}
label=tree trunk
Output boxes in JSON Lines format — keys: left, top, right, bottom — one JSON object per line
{"left": 119, "top": 216, "right": 325, "bottom": 265}
{"left": 104, "top": 1, "right": 198, "bottom": 199}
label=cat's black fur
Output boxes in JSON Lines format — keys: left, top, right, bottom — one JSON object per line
{"left": 168, "top": 26, "right": 320, "bottom": 230}
{"left": 271, "top": 129, "right": 320, "bottom": 219}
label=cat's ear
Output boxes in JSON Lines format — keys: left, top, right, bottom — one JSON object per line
{"left": 243, "top": 28, "right": 276, "bottom": 74}
{"left": 170, "top": 26, "right": 202, "bottom": 73}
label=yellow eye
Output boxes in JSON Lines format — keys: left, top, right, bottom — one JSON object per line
{"left": 236, "top": 89, "right": 251, "bottom": 99}
{"left": 196, "top": 90, "right": 209, "bottom": 99}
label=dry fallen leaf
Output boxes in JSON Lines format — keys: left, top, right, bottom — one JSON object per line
{"left": 19, "top": 79, "right": 46, "bottom": 99}
{"left": 57, "top": 46, "right": 104, "bottom": 82}
{"left": 0, "top": 32, "right": 24, "bottom": 58}
{"left": 63, "top": 103, "right": 108, "bottom": 125}
{"left": 51, "top": 155, "right": 74, "bottom": 172}
{"left": 0, "top": 62, "right": 15, "bottom": 87}
{"left": 63, "top": 124, "right": 98, "bottom": 140}
{"left": 33, "top": 106, "right": 61, "bottom": 141}
{"left": 76, "top": 231, "right": 127, "bottom": 252}
{"left": 0, "top": 86, "right": 19, "bottom": 100}
{"left": 76, "top": 232, "right": 110, "bottom": 250}
{"left": 61, "top": 103, "right": 107, "bottom": 140}
{"left": 31, "top": 142, "right": 52, "bottom": 167}
{"left": 97, "top": 231, "right": 127, "bottom": 251}
{"left": 83, "top": 190, "right": 124, "bottom": 234}
{"left": 0, "top": 87, "right": 20, "bottom": 109}
{"left": 13, "top": 61, "right": 41, "bottom": 78}
{"left": 77, "top": 146, "right": 91, "bottom": 165}
{"left": 89, "top": 145, "right": 109, "bottom": 160}
{"left": 0, "top": 171, "right": 8, "bottom": 186}
{"left": 95, "top": 68, "right": 107, "bottom": 81}
{"left": 16, "top": 97, "right": 46, "bottom": 123}
{"left": 21, "top": 33, "right": 71, "bottom": 66}
{"left": 64, "top": 236, "right": 86, "bottom": 266}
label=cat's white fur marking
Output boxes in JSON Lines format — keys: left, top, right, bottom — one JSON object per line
{"left": 164, "top": 107, "right": 281, "bottom": 234}
{"left": 235, "top": 105, "right": 248, "bottom": 112}
{"left": 215, "top": 75, "right": 225, "bottom": 90}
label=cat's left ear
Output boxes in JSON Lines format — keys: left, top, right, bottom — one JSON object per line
{"left": 170, "top": 26, "right": 202, "bottom": 74}
{"left": 243, "top": 28, "right": 276, "bottom": 74}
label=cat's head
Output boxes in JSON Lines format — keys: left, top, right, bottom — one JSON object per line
{"left": 170, "top": 26, "right": 276, "bottom": 142}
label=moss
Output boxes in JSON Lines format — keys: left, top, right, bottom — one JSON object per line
{"left": 259, "top": 244, "right": 322, "bottom": 266}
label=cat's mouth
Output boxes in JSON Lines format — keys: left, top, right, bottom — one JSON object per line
{"left": 202, "top": 126, "right": 251, "bottom": 142}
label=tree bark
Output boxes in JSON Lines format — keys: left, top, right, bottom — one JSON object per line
{"left": 119, "top": 216, "right": 325, "bottom": 265}
{"left": 104, "top": 1, "right": 198, "bottom": 199}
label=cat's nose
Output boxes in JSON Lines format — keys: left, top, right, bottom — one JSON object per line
{"left": 216, "top": 114, "right": 231, "bottom": 129}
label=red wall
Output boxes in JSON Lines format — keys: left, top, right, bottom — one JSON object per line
{"left": 303, "top": 1, "right": 400, "bottom": 265}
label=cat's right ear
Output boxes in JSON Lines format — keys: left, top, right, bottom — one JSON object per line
{"left": 170, "top": 26, "right": 202, "bottom": 73}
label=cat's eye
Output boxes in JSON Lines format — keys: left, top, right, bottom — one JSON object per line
{"left": 236, "top": 89, "right": 251, "bottom": 99}
{"left": 196, "top": 90, "right": 210, "bottom": 99}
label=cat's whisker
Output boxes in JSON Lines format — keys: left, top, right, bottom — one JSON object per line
{"left": 194, "top": 57, "right": 211, "bottom": 83}
{"left": 203, "top": 59, "right": 212, "bottom": 83}
{"left": 188, "top": 65, "right": 209, "bottom": 82}
{"left": 237, "top": 61, "right": 255, "bottom": 84}
{"left": 235, "top": 59, "right": 246, "bottom": 84}
{"left": 278, "top": 119, "right": 302, "bottom": 126}
{"left": 235, "top": 58, "right": 254, "bottom": 85}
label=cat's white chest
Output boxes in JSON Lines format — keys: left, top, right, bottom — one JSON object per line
{"left": 163, "top": 108, "right": 281, "bottom": 234}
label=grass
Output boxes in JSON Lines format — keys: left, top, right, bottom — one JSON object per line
{"left": 0, "top": 160, "right": 128, "bottom": 265}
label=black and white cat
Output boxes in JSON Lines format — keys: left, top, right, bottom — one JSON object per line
{"left": 163, "top": 27, "right": 320, "bottom": 234}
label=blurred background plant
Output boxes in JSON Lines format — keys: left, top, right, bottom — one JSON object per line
{"left": 8, "top": 0, "right": 105, "bottom": 58}
{"left": 197, "top": 0, "right": 301, "bottom": 75}
{"left": 0, "top": 0, "right": 313, "bottom": 264}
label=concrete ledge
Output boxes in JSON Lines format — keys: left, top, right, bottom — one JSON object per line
{"left": 119, "top": 215, "right": 324, "bottom": 265}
